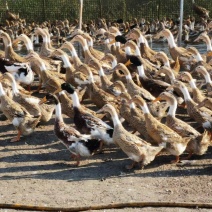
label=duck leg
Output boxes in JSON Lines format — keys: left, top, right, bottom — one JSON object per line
{"left": 74, "top": 155, "right": 81, "bottom": 166}
{"left": 125, "top": 161, "right": 136, "bottom": 170}
{"left": 10, "top": 130, "right": 21, "bottom": 142}
{"left": 171, "top": 155, "right": 180, "bottom": 163}
{"left": 180, "top": 152, "right": 193, "bottom": 160}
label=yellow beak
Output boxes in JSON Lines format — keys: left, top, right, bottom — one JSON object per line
{"left": 125, "top": 59, "right": 132, "bottom": 66}
{"left": 152, "top": 97, "right": 161, "bottom": 103}
{"left": 39, "top": 96, "right": 47, "bottom": 105}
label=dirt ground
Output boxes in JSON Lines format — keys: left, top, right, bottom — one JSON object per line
{"left": 0, "top": 100, "right": 212, "bottom": 212}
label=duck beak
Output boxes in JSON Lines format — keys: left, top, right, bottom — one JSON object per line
{"left": 12, "top": 38, "right": 20, "bottom": 47}
{"left": 152, "top": 97, "right": 161, "bottom": 103}
{"left": 127, "top": 99, "right": 133, "bottom": 105}
{"left": 96, "top": 107, "right": 104, "bottom": 114}
{"left": 39, "top": 96, "right": 47, "bottom": 105}
{"left": 207, "top": 51, "right": 212, "bottom": 57}
{"left": 53, "top": 88, "right": 62, "bottom": 94}
{"left": 125, "top": 59, "right": 131, "bottom": 66}
{"left": 196, "top": 101, "right": 205, "bottom": 109}
{"left": 166, "top": 85, "right": 174, "bottom": 91}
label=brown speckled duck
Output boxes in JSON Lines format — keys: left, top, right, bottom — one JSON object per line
{"left": 97, "top": 103, "right": 163, "bottom": 169}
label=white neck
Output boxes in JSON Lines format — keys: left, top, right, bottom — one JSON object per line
{"left": 206, "top": 42, "right": 212, "bottom": 51}
{"left": 111, "top": 111, "right": 121, "bottom": 126}
{"left": 167, "top": 34, "right": 177, "bottom": 48}
{"left": 204, "top": 73, "right": 212, "bottom": 83}
{"left": 130, "top": 102, "right": 136, "bottom": 109}
{"left": 112, "top": 59, "right": 117, "bottom": 68}
{"left": 87, "top": 40, "right": 93, "bottom": 47}
{"left": 83, "top": 39, "right": 89, "bottom": 51}
{"left": 115, "top": 42, "right": 120, "bottom": 47}
{"left": 164, "top": 60, "right": 170, "bottom": 67}
{"left": 195, "top": 53, "right": 203, "bottom": 62}
{"left": 98, "top": 67, "right": 105, "bottom": 77}
{"left": 135, "top": 46, "right": 141, "bottom": 56}
{"left": 167, "top": 100, "right": 177, "bottom": 117}
{"left": 137, "top": 35, "right": 144, "bottom": 46}
{"left": 61, "top": 55, "right": 72, "bottom": 68}
{"left": 25, "top": 39, "right": 34, "bottom": 51}
{"left": 42, "top": 35, "right": 48, "bottom": 43}
{"left": 71, "top": 91, "right": 80, "bottom": 107}
{"left": 55, "top": 103, "right": 63, "bottom": 121}
{"left": 11, "top": 76, "right": 19, "bottom": 95}
{"left": 0, "top": 83, "right": 6, "bottom": 96}
{"left": 125, "top": 46, "right": 131, "bottom": 55}
{"left": 189, "top": 79, "right": 197, "bottom": 89}
{"left": 71, "top": 48, "right": 78, "bottom": 58}
{"left": 140, "top": 102, "right": 150, "bottom": 114}
{"left": 88, "top": 71, "right": 94, "bottom": 83}
{"left": 39, "top": 61, "right": 47, "bottom": 71}
{"left": 144, "top": 37, "right": 149, "bottom": 47}
{"left": 126, "top": 73, "right": 132, "bottom": 80}
{"left": 181, "top": 86, "right": 192, "bottom": 101}
{"left": 137, "top": 65, "right": 146, "bottom": 77}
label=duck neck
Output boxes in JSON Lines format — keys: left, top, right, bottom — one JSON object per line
{"left": 130, "top": 102, "right": 136, "bottom": 109}
{"left": 204, "top": 73, "right": 212, "bottom": 84}
{"left": 71, "top": 48, "right": 78, "bottom": 58}
{"left": 24, "top": 38, "right": 34, "bottom": 52}
{"left": 98, "top": 67, "right": 105, "bottom": 77}
{"left": 71, "top": 91, "right": 81, "bottom": 108}
{"left": 111, "top": 109, "right": 121, "bottom": 127}
{"left": 61, "top": 54, "right": 72, "bottom": 68}
{"left": 0, "top": 83, "right": 6, "bottom": 97}
{"left": 39, "top": 61, "right": 47, "bottom": 72}
{"left": 135, "top": 46, "right": 141, "bottom": 56}
{"left": 181, "top": 86, "right": 192, "bottom": 101}
{"left": 206, "top": 39, "right": 212, "bottom": 52}
{"left": 140, "top": 102, "right": 150, "bottom": 114}
{"left": 55, "top": 102, "right": 63, "bottom": 122}
{"left": 125, "top": 72, "right": 132, "bottom": 80}
{"left": 189, "top": 79, "right": 197, "bottom": 89}
{"left": 195, "top": 53, "right": 203, "bottom": 62}
{"left": 125, "top": 46, "right": 131, "bottom": 55}
{"left": 167, "top": 34, "right": 177, "bottom": 48}
{"left": 137, "top": 65, "right": 146, "bottom": 78}
{"left": 167, "top": 100, "right": 177, "bottom": 117}
{"left": 11, "top": 76, "right": 19, "bottom": 95}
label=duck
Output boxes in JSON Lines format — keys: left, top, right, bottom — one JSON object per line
{"left": 130, "top": 95, "right": 191, "bottom": 163}
{"left": 154, "top": 51, "right": 180, "bottom": 74}
{"left": 39, "top": 94, "right": 101, "bottom": 166}
{"left": 77, "top": 64, "right": 120, "bottom": 110}
{"left": 0, "top": 30, "right": 26, "bottom": 62}
{"left": 0, "top": 82, "right": 40, "bottom": 142}
{"left": 118, "top": 92, "right": 155, "bottom": 144}
{"left": 28, "top": 55, "right": 65, "bottom": 93}
{"left": 154, "top": 91, "right": 211, "bottom": 159}
{"left": 155, "top": 28, "right": 192, "bottom": 63}
{"left": 192, "top": 0, "right": 209, "bottom": 19}
{"left": 178, "top": 71, "right": 205, "bottom": 104}
{"left": 2, "top": 72, "right": 54, "bottom": 122}
{"left": 125, "top": 55, "right": 171, "bottom": 97}
{"left": 195, "top": 65, "right": 212, "bottom": 97}
{"left": 171, "top": 80, "right": 212, "bottom": 134}
{"left": 55, "top": 82, "right": 114, "bottom": 148}
{"left": 126, "top": 28, "right": 157, "bottom": 61}
{"left": 97, "top": 104, "right": 163, "bottom": 169}
{"left": 0, "top": 57, "right": 34, "bottom": 89}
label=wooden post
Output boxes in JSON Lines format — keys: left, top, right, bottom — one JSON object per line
{"left": 178, "top": 0, "right": 184, "bottom": 46}
{"left": 79, "top": 0, "right": 83, "bottom": 30}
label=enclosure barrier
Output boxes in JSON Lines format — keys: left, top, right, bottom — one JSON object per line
{"left": 0, "top": 0, "right": 211, "bottom": 23}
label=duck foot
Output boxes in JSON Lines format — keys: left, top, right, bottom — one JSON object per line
{"left": 180, "top": 152, "right": 193, "bottom": 160}
{"left": 125, "top": 161, "right": 136, "bottom": 170}
{"left": 10, "top": 131, "right": 21, "bottom": 142}
{"left": 171, "top": 155, "right": 180, "bottom": 164}
{"left": 74, "top": 155, "right": 81, "bottom": 166}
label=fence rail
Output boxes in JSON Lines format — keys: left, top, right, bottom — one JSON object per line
{"left": 0, "top": 0, "right": 211, "bottom": 23}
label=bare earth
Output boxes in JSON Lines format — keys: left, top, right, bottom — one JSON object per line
{"left": 0, "top": 104, "right": 212, "bottom": 212}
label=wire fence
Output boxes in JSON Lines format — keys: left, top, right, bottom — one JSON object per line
{"left": 0, "top": 0, "right": 211, "bottom": 23}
